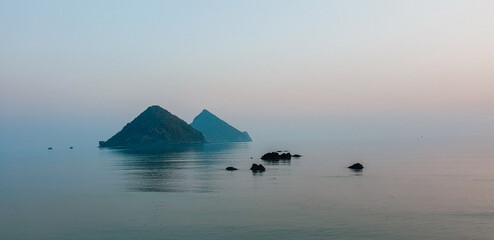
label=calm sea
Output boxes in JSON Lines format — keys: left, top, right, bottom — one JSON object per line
{"left": 1, "top": 137, "right": 494, "bottom": 239}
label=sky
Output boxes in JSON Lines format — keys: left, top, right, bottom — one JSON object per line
{"left": 1, "top": 0, "right": 494, "bottom": 150}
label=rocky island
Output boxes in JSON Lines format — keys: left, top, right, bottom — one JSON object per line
{"left": 99, "top": 105, "right": 206, "bottom": 148}
{"left": 190, "top": 109, "right": 252, "bottom": 143}
{"left": 99, "top": 105, "right": 254, "bottom": 148}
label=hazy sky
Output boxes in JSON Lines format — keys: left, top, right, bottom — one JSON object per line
{"left": 1, "top": 0, "right": 494, "bottom": 150}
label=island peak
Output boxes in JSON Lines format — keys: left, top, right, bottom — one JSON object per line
{"left": 99, "top": 105, "right": 206, "bottom": 148}
{"left": 191, "top": 110, "right": 252, "bottom": 143}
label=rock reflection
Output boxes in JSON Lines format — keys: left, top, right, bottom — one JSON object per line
{"left": 349, "top": 168, "right": 363, "bottom": 176}
{"left": 262, "top": 159, "right": 292, "bottom": 166}
{"left": 107, "top": 143, "right": 250, "bottom": 192}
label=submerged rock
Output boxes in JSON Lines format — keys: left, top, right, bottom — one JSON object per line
{"left": 261, "top": 152, "right": 291, "bottom": 161}
{"left": 48, "top": 147, "right": 53, "bottom": 150}
{"left": 250, "top": 163, "right": 266, "bottom": 172}
{"left": 226, "top": 166, "right": 238, "bottom": 171}
{"left": 348, "top": 163, "right": 364, "bottom": 170}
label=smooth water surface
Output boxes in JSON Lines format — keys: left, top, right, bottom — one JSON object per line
{"left": 1, "top": 137, "right": 494, "bottom": 239}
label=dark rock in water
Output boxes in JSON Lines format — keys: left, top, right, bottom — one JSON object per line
{"left": 226, "top": 166, "right": 238, "bottom": 171}
{"left": 261, "top": 152, "right": 278, "bottom": 160}
{"left": 48, "top": 147, "right": 53, "bottom": 150}
{"left": 250, "top": 163, "right": 266, "bottom": 171}
{"left": 292, "top": 154, "right": 302, "bottom": 158}
{"left": 261, "top": 152, "right": 292, "bottom": 161}
{"left": 348, "top": 163, "right": 364, "bottom": 170}
{"left": 69, "top": 146, "right": 73, "bottom": 149}
{"left": 190, "top": 109, "right": 252, "bottom": 143}
{"left": 99, "top": 105, "right": 206, "bottom": 148}
{"left": 257, "top": 164, "right": 266, "bottom": 171}
{"left": 280, "top": 153, "right": 291, "bottom": 159}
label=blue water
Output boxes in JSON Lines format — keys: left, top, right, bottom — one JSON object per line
{"left": 1, "top": 137, "right": 494, "bottom": 239}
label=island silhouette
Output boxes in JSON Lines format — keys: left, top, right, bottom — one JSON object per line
{"left": 99, "top": 105, "right": 252, "bottom": 148}
{"left": 191, "top": 109, "right": 252, "bottom": 143}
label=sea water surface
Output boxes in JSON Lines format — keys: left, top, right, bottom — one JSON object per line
{"left": 1, "top": 137, "right": 494, "bottom": 239}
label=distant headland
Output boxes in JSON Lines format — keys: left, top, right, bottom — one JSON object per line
{"left": 99, "top": 105, "right": 252, "bottom": 148}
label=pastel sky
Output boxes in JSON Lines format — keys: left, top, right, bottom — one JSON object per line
{"left": 1, "top": 0, "right": 493, "bottom": 150}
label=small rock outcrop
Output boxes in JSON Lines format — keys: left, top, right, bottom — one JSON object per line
{"left": 292, "top": 154, "right": 302, "bottom": 158}
{"left": 250, "top": 163, "right": 266, "bottom": 172}
{"left": 261, "top": 152, "right": 291, "bottom": 161}
{"left": 348, "top": 163, "right": 364, "bottom": 170}
{"left": 226, "top": 166, "right": 238, "bottom": 171}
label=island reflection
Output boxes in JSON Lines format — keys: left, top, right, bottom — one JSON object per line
{"left": 106, "top": 143, "right": 250, "bottom": 192}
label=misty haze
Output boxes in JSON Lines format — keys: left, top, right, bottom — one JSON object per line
{"left": 1, "top": 1, "right": 494, "bottom": 240}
